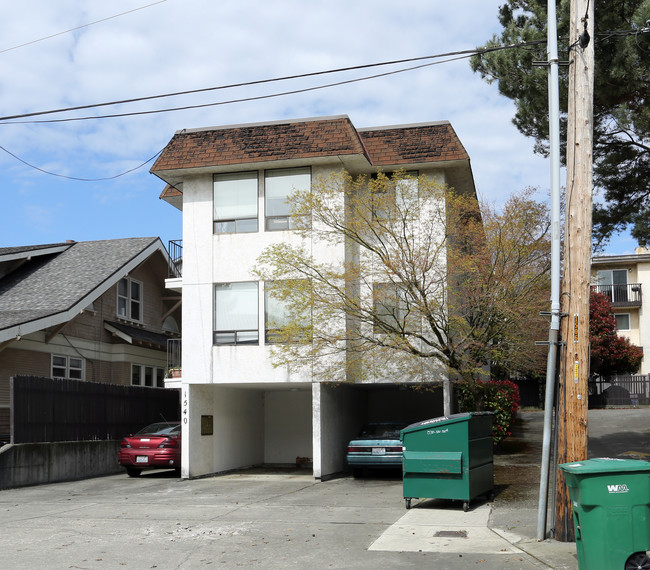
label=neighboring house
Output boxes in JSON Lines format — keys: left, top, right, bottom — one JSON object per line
{"left": 151, "top": 115, "right": 478, "bottom": 480}
{"left": 0, "top": 238, "right": 182, "bottom": 439}
{"left": 592, "top": 247, "right": 649, "bottom": 374}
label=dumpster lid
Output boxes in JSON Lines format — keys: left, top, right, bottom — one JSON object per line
{"left": 559, "top": 457, "right": 650, "bottom": 475}
{"left": 401, "top": 412, "right": 493, "bottom": 434}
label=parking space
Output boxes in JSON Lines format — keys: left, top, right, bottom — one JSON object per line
{"left": 0, "top": 467, "right": 549, "bottom": 569}
{"left": 0, "top": 409, "right": 647, "bottom": 569}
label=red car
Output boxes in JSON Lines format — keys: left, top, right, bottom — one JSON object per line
{"left": 118, "top": 422, "right": 181, "bottom": 477}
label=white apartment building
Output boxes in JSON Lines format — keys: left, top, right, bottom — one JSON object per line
{"left": 592, "top": 247, "right": 650, "bottom": 374}
{"left": 151, "top": 115, "right": 478, "bottom": 479}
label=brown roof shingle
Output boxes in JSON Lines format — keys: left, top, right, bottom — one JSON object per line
{"left": 151, "top": 116, "right": 368, "bottom": 172}
{"left": 359, "top": 122, "right": 469, "bottom": 166}
{"left": 151, "top": 116, "right": 471, "bottom": 185}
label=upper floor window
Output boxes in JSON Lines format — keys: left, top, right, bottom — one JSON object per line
{"left": 615, "top": 313, "right": 631, "bottom": 331}
{"left": 372, "top": 171, "right": 418, "bottom": 221}
{"left": 214, "top": 172, "right": 259, "bottom": 233}
{"left": 373, "top": 282, "right": 408, "bottom": 333}
{"left": 117, "top": 277, "right": 142, "bottom": 322}
{"left": 264, "top": 280, "right": 311, "bottom": 343}
{"left": 265, "top": 167, "right": 311, "bottom": 231}
{"left": 52, "top": 355, "right": 83, "bottom": 380}
{"left": 214, "top": 282, "right": 259, "bottom": 345}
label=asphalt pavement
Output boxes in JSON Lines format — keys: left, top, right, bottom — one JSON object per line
{"left": 0, "top": 408, "right": 647, "bottom": 569}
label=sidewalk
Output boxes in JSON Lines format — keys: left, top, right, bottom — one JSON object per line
{"left": 368, "top": 408, "right": 649, "bottom": 569}
{"left": 370, "top": 503, "right": 578, "bottom": 569}
{"left": 366, "top": 410, "right": 579, "bottom": 568}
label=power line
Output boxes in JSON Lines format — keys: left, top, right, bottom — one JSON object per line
{"left": 1, "top": 55, "right": 484, "bottom": 125}
{"left": 0, "top": 41, "right": 546, "bottom": 124}
{"left": 0, "top": 1, "right": 168, "bottom": 55}
{"left": 2, "top": 27, "right": 643, "bottom": 180}
{"left": 0, "top": 143, "right": 163, "bottom": 181}
{"left": 0, "top": 39, "right": 546, "bottom": 181}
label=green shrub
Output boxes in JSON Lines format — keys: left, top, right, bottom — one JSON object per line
{"left": 456, "top": 379, "right": 521, "bottom": 446}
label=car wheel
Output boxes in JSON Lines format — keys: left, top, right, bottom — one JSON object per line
{"left": 626, "top": 552, "right": 650, "bottom": 570}
{"left": 352, "top": 468, "right": 363, "bottom": 478}
{"left": 126, "top": 467, "right": 142, "bottom": 478}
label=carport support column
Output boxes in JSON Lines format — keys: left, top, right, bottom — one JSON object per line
{"left": 312, "top": 382, "right": 322, "bottom": 479}
{"left": 180, "top": 382, "right": 189, "bottom": 478}
{"left": 443, "top": 378, "right": 452, "bottom": 416}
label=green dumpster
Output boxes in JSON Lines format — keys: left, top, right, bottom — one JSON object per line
{"left": 400, "top": 412, "right": 494, "bottom": 511}
{"left": 559, "top": 457, "right": 650, "bottom": 570}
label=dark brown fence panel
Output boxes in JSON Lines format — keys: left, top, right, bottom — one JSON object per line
{"left": 11, "top": 376, "right": 180, "bottom": 444}
{"left": 590, "top": 374, "right": 650, "bottom": 407}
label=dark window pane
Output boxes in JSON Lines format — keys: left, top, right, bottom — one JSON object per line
{"left": 214, "top": 332, "right": 236, "bottom": 345}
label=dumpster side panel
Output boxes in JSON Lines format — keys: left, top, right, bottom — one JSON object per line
{"left": 402, "top": 451, "right": 462, "bottom": 474}
{"left": 468, "top": 414, "right": 493, "bottom": 440}
{"left": 403, "top": 472, "right": 470, "bottom": 501}
{"left": 468, "top": 436, "right": 492, "bottom": 469}
{"left": 468, "top": 463, "right": 494, "bottom": 499}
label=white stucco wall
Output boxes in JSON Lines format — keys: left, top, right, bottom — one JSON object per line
{"left": 182, "top": 175, "right": 216, "bottom": 386}
{"left": 263, "top": 389, "right": 312, "bottom": 464}
{"left": 183, "top": 383, "right": 265, "bottom": 478}
{"left": 636, "top": 260, "right": 650, "bottom": 374}
{"left": 178, "top": 160, "right": 458, "bottom": 479}
{"left": 314, "top": 383, "right": 367, "bottom": 479}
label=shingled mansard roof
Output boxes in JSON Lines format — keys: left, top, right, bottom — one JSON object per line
{"left": 0, "top": 237, "right": 168, "bottom": 343}
{"left": 151, "top": 115, "right": 471, "bottom": 191}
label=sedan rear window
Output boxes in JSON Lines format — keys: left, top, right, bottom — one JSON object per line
{"left": 357, "top": 423, "right": 408, "bottom": 439}
{"left": 136, "top": 422, "right": 181, "bottom": 436}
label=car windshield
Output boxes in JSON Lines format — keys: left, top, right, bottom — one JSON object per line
{"left": 357, "top": 423, "right": 408, "bottom": 439}
{"left": 136, "top": 422, "right": 181, "bottom": 436}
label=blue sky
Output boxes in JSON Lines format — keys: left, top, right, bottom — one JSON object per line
{"left": 0, "top": 0, "right": 633, "bottom": 254}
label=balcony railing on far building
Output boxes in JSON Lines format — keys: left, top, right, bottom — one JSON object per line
{"left": 166, "top": 338, "right": 182, "bottom": 379}
{"left": 591, "top": 283, "right": 642, "bottom": 308}
{"left": 168, "top": 240, "right": 182, "bottom": 277}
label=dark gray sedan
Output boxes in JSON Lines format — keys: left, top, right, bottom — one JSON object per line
{"left": 346, "top": 422, "right": 408, "bottom": 477}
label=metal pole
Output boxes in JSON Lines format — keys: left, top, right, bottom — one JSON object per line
{"left": 537, "top": 0, "right": 562, "bottom": 541}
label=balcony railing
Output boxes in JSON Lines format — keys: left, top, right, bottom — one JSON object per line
{"left": 591, "top": 283, "right": 642, "bottom": 307}
{"left": 166, "top": 338, "right": 181, "bottom": 378}
{"left": 168, "top": 239, "right": 182, "bottom": 277}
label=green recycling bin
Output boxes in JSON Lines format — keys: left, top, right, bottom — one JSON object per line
{"left": 559, "top": 457, "right": 650, "bottom": 570}
{"left": 400, "top": 412, "right": 494, "bottom": 511}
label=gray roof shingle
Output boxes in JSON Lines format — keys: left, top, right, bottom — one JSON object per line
{"left": 0, "top": 238, "right": 160, "bottom": 332}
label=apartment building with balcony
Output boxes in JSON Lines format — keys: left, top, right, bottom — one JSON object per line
{"left": 591, "top": 247, "right": 650, "bottom": 404}
{"left": 151, "top": 115, "right": 478, "bottom": 479}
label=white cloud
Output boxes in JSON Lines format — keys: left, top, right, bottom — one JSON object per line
{"left": 0, "top": 0, "right": 561, "bottom": 250}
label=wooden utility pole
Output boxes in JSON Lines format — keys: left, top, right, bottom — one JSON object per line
{"left": 555, "top": 0, "right": 595, "bottom": 542}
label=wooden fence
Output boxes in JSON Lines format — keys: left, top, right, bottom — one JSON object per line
{"left": 591, "top": 374, "right": 650, "bottom": 406}
{"left": 10, "top": 376, "right": 180, "bottom": 444}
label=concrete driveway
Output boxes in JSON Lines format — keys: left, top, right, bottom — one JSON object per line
{"left": 0, "top": 409, "right": 647, "bottom": 569}
{"left": 0, "top": 468, "right": 550, "bottom": 569}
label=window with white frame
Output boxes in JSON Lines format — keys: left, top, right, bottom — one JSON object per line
{"left": 615, "top": 313, "right": 631, "bottom": 331}
{"left": 213, "top": 171, "right": 259, "bottom": 233}
{"left": 265, "top": 167, "right": 311, "bottom": 231}
{"left": 52, "top": 355, "right": 84, "bottom": 380}
{"left": 264, "top": 281, "right": 311, "bottom": 343}
{"left": 214, "top": 282, "right": 259, "bottom": 345}
{"left": 371, "top": 171, "right": 418, "bottom": 221}
{"left": 373, "top": 282, "right": 409, "bottom": 333}
{"left": 131, "top": 364, "right": 165, "bottom": 388}
{"left": 117, "top": 277, "right": 142, "bottom": 321}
